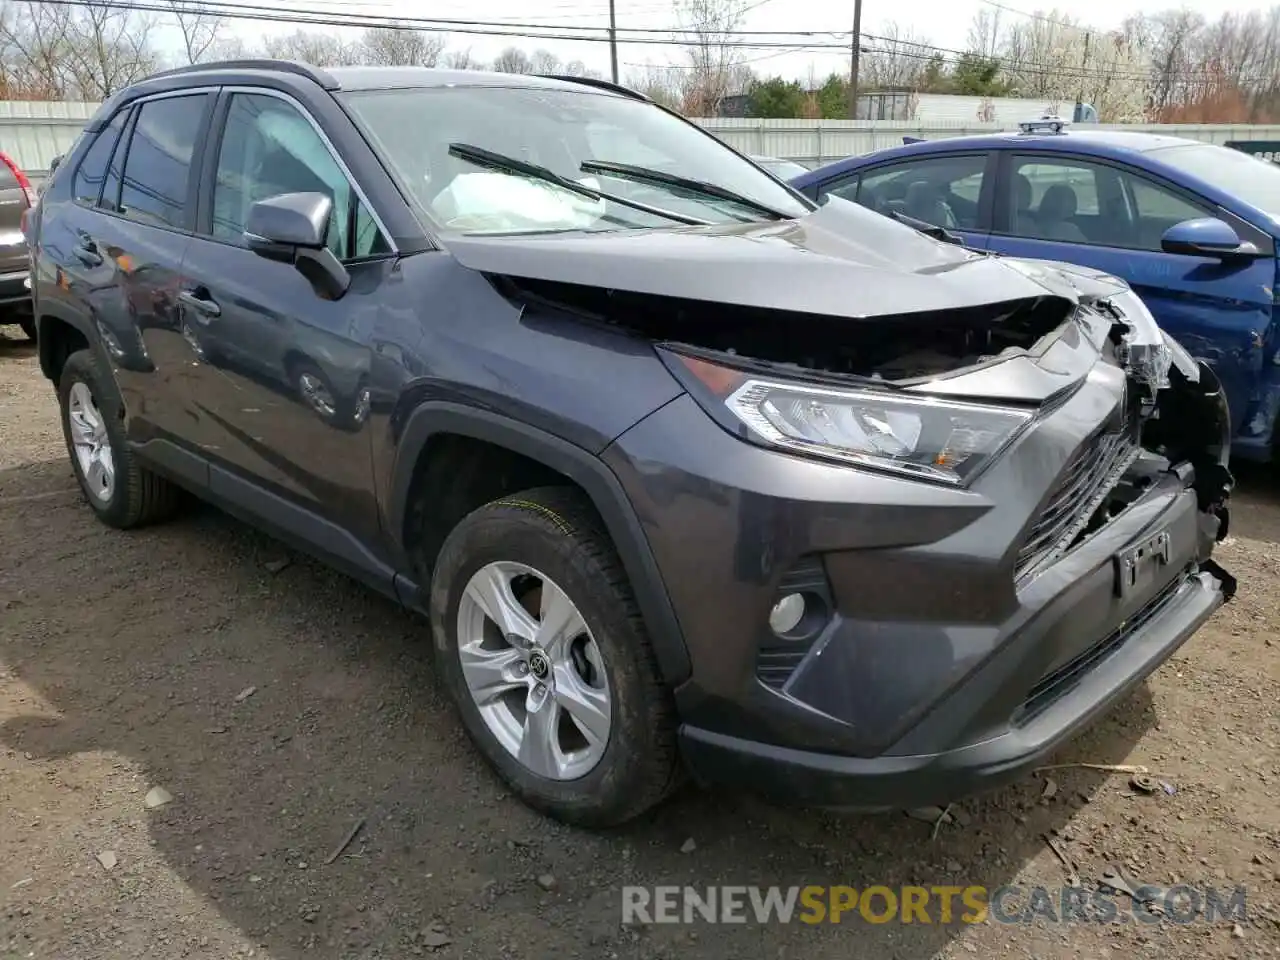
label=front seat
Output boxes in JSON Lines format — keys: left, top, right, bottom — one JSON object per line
{"left": 1013, "top": 173, "right": 1036, "bottom": 234}
{"left": 903, "top": 180, "right": 957, "bottom": 228}
{"left": 1035, "top": 184, "right": 1088, "bottom": 242}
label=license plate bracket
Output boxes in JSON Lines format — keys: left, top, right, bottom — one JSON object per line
{"left": 1114, "top": 529, "right": 1172, "bottom": 599}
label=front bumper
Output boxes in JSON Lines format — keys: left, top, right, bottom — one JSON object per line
{"left": 679, "top": 566, "right": 1222, "bottom": 809}
{"left": 605, "top": 373, "right": 1229, "bottom": 808}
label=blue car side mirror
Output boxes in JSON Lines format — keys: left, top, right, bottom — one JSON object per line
{"left": 1161, "top": 217, "right": 1258, "bottom": 259}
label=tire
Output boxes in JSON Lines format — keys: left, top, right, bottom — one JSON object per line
{"left": 429, "top": 486, "right": 680, "bottom": 827}
{"left": 57, "top": 348, "right": 182, "bottom": 529}
{"left": 19, "top": 316, "right": 36, "bottom": 342}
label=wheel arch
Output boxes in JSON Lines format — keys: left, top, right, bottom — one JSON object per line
{"left": 389, "top": 402, "right": 691, "bottom": 686}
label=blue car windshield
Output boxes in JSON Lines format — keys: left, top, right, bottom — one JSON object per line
{"left": 1153, "top": 143, "right": 1280, "bottom": 216}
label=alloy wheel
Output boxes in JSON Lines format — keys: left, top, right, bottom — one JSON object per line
{"left": 456, "top": 561, "right": 611, "bottom": 780}
{"left": 67, "top": 381, "right": 115, "bottom": 503}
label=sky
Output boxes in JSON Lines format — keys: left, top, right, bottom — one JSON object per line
{"left": 211, "top": 0, "right": 1278, "bottom": 84}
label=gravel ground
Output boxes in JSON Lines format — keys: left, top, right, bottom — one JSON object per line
{"left": 2, "top": 327, "right": 1279, "bottom": 959}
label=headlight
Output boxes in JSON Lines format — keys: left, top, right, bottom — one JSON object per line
{"left": 666, "top": 351, "right": 1033, "bottom": 485}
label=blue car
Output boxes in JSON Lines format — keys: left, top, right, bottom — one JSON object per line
{"left": 791, "top": 127, "right": 1280, "bottom": 462}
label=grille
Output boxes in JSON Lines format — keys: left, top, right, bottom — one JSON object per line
{"left": 1011, "top": 571, "right": 1188, "bottom": 726}
{"left": 1016, "top": 431, "right": 1140, "bottom": 579}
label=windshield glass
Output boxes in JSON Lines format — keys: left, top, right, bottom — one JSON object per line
{"left": 340, "top": 84, "right": 810, "bottom": 235}
{"left": 1152, "top": 142, "right": 1280, "bottom": 215}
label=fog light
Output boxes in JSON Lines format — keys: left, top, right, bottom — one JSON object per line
{"left": 768, "top": 593, "right": 806, "bottom": 635}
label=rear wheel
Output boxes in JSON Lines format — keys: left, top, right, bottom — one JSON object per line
{"left": 429, "top": 486, "right": 680, "bottom": 827}
{"left": 57, "top": 349, "right": 182, "bottom": 528}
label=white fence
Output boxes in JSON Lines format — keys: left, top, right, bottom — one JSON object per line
{"left": 695, "top": 118, "right": 1280, "bottom": 168}
{"left": 5, "top": 99, "right": 1280, "bottom": 179}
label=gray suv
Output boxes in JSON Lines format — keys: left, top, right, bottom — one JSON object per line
{"left": 24, "top": 60, "right": 1235, "bottom": 827}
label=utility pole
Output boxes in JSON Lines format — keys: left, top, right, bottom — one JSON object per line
{"left": 609, "top": 0, "right": 619, "bottom": 83}
{"left": 848, "top": 0, "right": 863, "bottom": 119}
{"left": 1075, "top": 30, "right": 1090, "bottom": 122}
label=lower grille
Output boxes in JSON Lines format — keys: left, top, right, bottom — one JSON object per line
{"left": 1011, "top": 571, "right": 1188, "bottom": 726}
{"left": 1016, "top": 431, "right": 1139, "bottom": 579}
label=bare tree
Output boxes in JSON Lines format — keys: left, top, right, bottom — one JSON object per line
{"left": 262, "top": 28, "right": 358, "bottom": 67}
{"left": 530, "top": 49, "right": 561, "bottom": 74}
{"left": 675, "top": 0, "right": 746, "bottom": 115}
{"left": 357, "top": 25, "right": 446, "bottom": 67}
{"left": 492, "top": 46, "right": 532, "bottom": 74}
{"left": 0, "top": 0, "right": 159, "bottom": 98}
{"left": 0, "top": 1, "right": 75, "bottom": 98}
{"left": 68, "top": 0, "right": 159, "bottom": 97}
{"left": 624, "top": 62, "right": 684, "bottom": 109}
{"left": 966, "top": 9, "right": 1003, "bottom": 61}
{"left": 442, "top": 47, "right": 479, "bottom": 70}
{"left": 862, "top": 21, "right": 931, "bottom": 90}
{"left": 164, "top": 0, "right": 224, "bottom": 65}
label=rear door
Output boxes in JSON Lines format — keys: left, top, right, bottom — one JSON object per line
{"left": 176, "top": 87, "right": 396, "bottom": 548}
{"left": 34, "top": 90, "right": 214, "bottom": 449}
{"left": 803, "top": 151, "right": 997, "bottom": 250}
{"left": 988, "top": 151, "right": 1274, "bottom": 439}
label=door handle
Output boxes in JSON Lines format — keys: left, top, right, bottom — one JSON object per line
{"left": 72, "top": 239, "right": 102, "bottom": 267}
{"left": 179, "top": 290, "right": 221, "bottom": 318}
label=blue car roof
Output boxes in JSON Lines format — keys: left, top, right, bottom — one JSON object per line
{"left": 790, "top": 128, "right": 1263, "bottom": 226}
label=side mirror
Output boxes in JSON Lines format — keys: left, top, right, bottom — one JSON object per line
{"left": 48, "top": 154, "right": 62, "bottom": 174}
{"left": 1161, "top": 217, "right": 1257, "bottom": 260}
{"left": 245, "top": 191, "right": 350, "bottom": 299}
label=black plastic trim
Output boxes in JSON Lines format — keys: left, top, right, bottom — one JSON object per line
{"left": 388, "top": 402, "right": 692, "bottom": 684}
{"left": 143, "top": 59, "right": 340, "bottom": 90}
{"left": 132, "top": 438, "right": 401, "bottom": 602}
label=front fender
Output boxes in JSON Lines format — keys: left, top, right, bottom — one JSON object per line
{"left": 388, "top": 400, "right": 692, "bottom": 685}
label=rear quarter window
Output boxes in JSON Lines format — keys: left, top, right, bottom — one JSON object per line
{"left": 72, "top": 109, "right": 129, "bottom": 205}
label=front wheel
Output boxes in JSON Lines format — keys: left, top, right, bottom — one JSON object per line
{"left": 429, "top": 486, "right": 680, "bottom": 827}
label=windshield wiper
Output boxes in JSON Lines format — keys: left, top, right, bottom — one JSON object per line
{"left": 580, "top": 160, "right": 794, "bottom": 221}
{"left": 447, "top": 143, "right": 711, "bottom": 227}
{"left": 886, "top": 209, "right": 965, "bottom": 245}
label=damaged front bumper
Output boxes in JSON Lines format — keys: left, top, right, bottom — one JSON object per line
{"left": 678, "top": 473, "right": 1230, "bottom": 810}
{"left": 604, "top": 281, "right": 1234, "bottom": 811}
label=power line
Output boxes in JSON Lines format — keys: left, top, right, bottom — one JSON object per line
{"left": 29, "top": 0, "right": 1252, "bottom": 86}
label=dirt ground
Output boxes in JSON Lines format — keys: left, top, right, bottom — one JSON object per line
{"left": 2, "top": 327, "right": 1279, "bottom": 960}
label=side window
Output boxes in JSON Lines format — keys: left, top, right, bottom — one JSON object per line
{"left": 72, "top": 108, "right": 129, "bottom": 206}
{"left": 816, "top": 173, "right": 859, "bottom": 204}
{"left": 1124, "top": 174, "right": 1208, "bottom": 251}
{"left": 100, "top": 109, "right": 133, "bottom": 213}
{"left": 853, "top": 154, "right": 988, "bottom": 229}
{"left": 210, "top": 92, "right": 390, "bottom": 261}
{"left": 1007, "top": 156, "right": 1208, "bottom": 252}
{"left": 118, "top": 94, "right": 208, "bottom": 229}
{"left": 1006, "top": 158, "right": 1099, "bottom": 245}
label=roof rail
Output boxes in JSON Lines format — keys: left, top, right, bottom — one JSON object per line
{"left": 143, "top": 59, "right": 340, "bottom": 90}
{"left": 537, "top": 74, "right": 650, "bottom": 102}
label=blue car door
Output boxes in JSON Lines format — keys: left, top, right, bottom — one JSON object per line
{"left": 986, "top": 150, "right": 1273, "bottom": 445}
{"left": 803, "top": 151, "right": 996, "bottom": 251}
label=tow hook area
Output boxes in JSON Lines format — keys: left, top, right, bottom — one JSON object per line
{"left": 1201, "top": 558, "right": 1238, "bottom": 602}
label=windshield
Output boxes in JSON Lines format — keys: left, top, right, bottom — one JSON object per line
{"left": 1152, "top": 142, "right": 1280, "bottom": 215}
{"left": 340, "top": 84, "right": 810, "bottom": 235}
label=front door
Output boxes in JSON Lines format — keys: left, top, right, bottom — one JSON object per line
{"left": 177, "top": 88, "right": 396, "bottom": 546}
{"left": 987, "top": 152, "right": 1274, "bottom": 440}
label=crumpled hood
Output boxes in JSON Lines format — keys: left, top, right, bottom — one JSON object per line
{"left": 442, "top": 196, "right": 1111, "bottom": 321}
